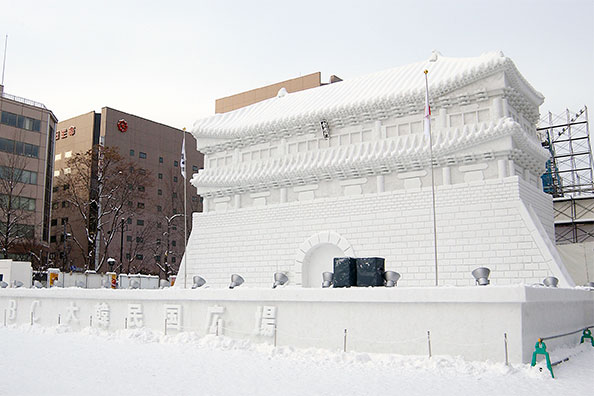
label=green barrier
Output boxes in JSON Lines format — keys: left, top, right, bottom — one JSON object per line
{"left": 531, "top": 339, "right": 554, "bottom": 378}
{"left": 532, "top": 326, "right": 594, "bottom": 378}
{"left": 581, "top": 329, "right": 594, "bottom": 346}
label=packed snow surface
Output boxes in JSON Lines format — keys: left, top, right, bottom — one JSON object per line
{"left": 1, "top": 325, "right": 592, "bottom": 396}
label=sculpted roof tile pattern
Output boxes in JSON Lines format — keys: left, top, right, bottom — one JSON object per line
{"left": 191, "top": 118, "right": 548, "bottom": 196}
{"left": 192, "top": 51, "right": 543, "bottom": 142}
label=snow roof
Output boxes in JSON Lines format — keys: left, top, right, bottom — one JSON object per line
{"left": 192, "top": 51, "right": 543, "bottom": 141}
{"left": 191, "top": 118, "right": 549, "bottom": 197}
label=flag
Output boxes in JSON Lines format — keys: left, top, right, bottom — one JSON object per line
{"left": 180, "top": 131, "right": 186, "bottom": 179}
{"left": 424, "top": 70, "right": 431, "bottom": 140}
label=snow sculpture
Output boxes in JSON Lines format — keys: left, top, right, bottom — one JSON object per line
{"left": 164, "top": 305, "right": 182, "bottom": 331}
{"left": 127, "top": 304, "right": 144, "bottom": 328}
{"left": 66, "top": 302, "right": 80, "bottom": 324}
{"left": 181, "top": 51, "right": 574, "bottom": 288}
{"left": 94, "top": 303, "right": 110, "bottom": 329}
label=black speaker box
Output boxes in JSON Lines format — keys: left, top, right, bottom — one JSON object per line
{"left": 356, "top": 257, "right": 385, "bottom": 287}
{"left": 333, "top": 257, "right": 357, "bottom": 287}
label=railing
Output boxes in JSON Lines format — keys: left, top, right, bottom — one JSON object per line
{"left": 531, "top": 325, "right": 594, "bottom": 378}
{"left": 1, "top": 91, "right": 47, "bottom": 110}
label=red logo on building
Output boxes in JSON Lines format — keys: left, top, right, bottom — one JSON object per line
{"left": 117, "top": 119, "right": 128, "bottom": 133}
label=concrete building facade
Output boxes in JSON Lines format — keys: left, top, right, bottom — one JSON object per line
{"left": 50, "top": 107, "right": 203, "bottom": 276}
{"left": 215, "top": 72, "right": 341, "bottom": 114}
{"left": 0, "top": 84, "right": 57, "bottom": 260}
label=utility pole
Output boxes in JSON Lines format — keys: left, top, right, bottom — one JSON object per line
{"left": 62, "top": 222, "right": 68, "bottom": 270}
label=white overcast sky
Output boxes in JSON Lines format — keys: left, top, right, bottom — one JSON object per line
{"left": 1, "top": 0, "right": 592, "bottom": 129}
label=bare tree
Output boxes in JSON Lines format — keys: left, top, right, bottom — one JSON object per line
{"left": 120, "top": 217, "right": 158, "bottom": 274}
{"left": 146, "top": 168, "right": 200, "bottom": 278}
{"left": 0, "top": 150, "right": 38, "bottom": 258}
{"left": 53, "top": 146, "right": 153, "bottom": 271}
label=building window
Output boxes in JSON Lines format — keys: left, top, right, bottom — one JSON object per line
{"left": 157, "top": 205, "right": 162, "bottom": 212}
{"left": 159, "top": 157, "right": 163, "bottom": 164}
{"left": 157, "top": 223, "right": 162, "bottom": 229}
{"left": 138, "top": 186, "right": 145, "bottom": 192}
{"left": 130, "top": 149, "right": 135, "bottom": 156}
{"left": 52, "top": 202, "right": 59, "bottom": 209}
{"left": 137, "top": 202, "right": 144, "bottom": 209}
{"left": 126, "top": 253, "right": 131, "bottom": 260}
{"left": 52, "top": 186, "right": 58, "bottom": 193}
{"left": 154, "top": 255, "right": 161, "bottom": 262}
{"left": 136, "top": 254, "right": 143, "bottom": 260}
{"left": 158, "top": 173, "right": 163, "bottom": 179}
{"left": 173, "top": 176, "right": 178, "bottom": 182}
{"left": 127, "top": 218, "right": 132, "bottom": 224}
{"left": 136, "top": 237, "right": 143, "bottom": 243}
{"left": 171, "top": 257, "right": 176, "bottom": 263}
{"left": 61, "top": 201, "right": 69, "bottom": 208}
{"left": 50, "top": 235, "right": 56, "bottom": 243}
{"left": 172, "top": 192, "right": 177, "bottom": 198}
{"left": 1, "top": 111, "right": 41, "bottom": 132}
{"left": 174, "top": 160, "right": 179, "bottom": 167}
{"left": 127, "top": 200, "right": 133, "bottom": 207}
{"left": 192, "top": 165, "right": 199, "bottom": 172}
{"left": 61, "top": 217, "right": 68, "bottom": 225}
{"left": 157, "top": 189, "right": 162, "bottom": 196}
{"left": 0, "top": 166, "right": 38, "bottom": 184}
{"left": 63, "top": 184, "right": 69, "bottom": 190}
{"left": 126, "top": 235, "right": 132, "bottom": 242}
{"left": 137, "top": 219, "right": 144, "bottom": 226}
{"left": 171, "top": 240, "right": 176, "bottom": 247}
{"left": 51, "top": 219, "right": 57, "bottom": 226}
{"left": 139, "top": 152, "right": 147, "bottom": 159}
{"left": 192, "top": 196, "right": 198, "bottom": 202}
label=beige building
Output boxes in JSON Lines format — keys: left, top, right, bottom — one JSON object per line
{"left": 0, "top": 84, "right": 57, "bottom": 262}
{"left": 51, "top": 107, "right": 202, "bottom": 276}
{"left": 215, "top": 72, "right": 341, "bottom": 113}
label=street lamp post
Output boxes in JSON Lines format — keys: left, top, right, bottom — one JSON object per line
{"left": 163, "top": 213, "right": 183, "bottom": 281}
{"left": 62, "top": 222, "right": 71, "bottom": 270}
{"left": 119, "top": 218, "right": 125, "bottom": 273}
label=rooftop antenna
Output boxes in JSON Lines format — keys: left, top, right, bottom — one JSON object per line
{"left": 1, "top": 35, "right": 7, "bottom": 86}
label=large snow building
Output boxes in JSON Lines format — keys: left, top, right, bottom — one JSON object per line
{"left": 180, "top": 51, "right": 574, "bottom": 288}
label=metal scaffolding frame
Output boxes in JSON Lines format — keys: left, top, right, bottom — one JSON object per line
{"left": 538, "top": 106, "right": 594, "bottom": 244}
{"left": 538, "top": 106, "right": 593, "bottom": 197}
{"left": 553, "top": 195, "right": 594, "bottom": 244}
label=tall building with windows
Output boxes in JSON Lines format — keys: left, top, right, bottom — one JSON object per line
{"left": 0, "top": 84, "right": 57, "bottom": 261}
{"left": 50, "top": 107, "right": 202, "bottom": 275}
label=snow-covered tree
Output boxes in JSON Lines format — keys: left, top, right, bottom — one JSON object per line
{"left": 53, "top": 146, "right": 153, "bottom": 271}
{"left": 0, "top": 150, "right": 38, "bottom": 258}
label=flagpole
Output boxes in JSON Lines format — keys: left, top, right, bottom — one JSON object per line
{"left": 424, "top": 70, "right": 439, "bottom": 286}
{"left": 182, "top": 129, "right": 188, "bottom": 289}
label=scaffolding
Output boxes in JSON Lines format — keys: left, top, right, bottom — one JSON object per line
{"left": 538, "top": 106, "right": 593, "bottom": 197}
{"left": 537, "top": 106, "right": 594, "bottom": 244}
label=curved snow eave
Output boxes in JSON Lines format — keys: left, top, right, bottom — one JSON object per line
{"left": 193, "top": 118, "right": 550, "bottom": 197}
{"left": 502, "top": 61, "right": 545, "bottom": 107}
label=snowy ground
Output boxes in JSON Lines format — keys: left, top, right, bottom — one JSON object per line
{"left": 0, "top": 326, "right": 592, "bottom": 396}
